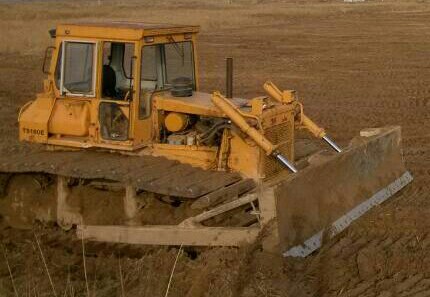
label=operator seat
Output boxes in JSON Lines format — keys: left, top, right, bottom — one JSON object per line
{"left": 102, "top": 65, "right": 117, "bottom": 98}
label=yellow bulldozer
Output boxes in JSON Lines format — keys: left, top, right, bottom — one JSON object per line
{"left": 1, "top": 21, "right": 411, "bottom": 256}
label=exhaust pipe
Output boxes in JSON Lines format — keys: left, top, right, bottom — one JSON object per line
{"left": 226, "top": 57, "right": 233, "bottom": 99}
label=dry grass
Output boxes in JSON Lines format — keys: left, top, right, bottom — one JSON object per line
{"left": 0, "top": 228, "right": 198, "bottom": 296}
{"left": 0, "top": 0, "right": 425, "bottom": 54}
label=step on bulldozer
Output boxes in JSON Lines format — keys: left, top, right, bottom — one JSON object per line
{"left": 1, "top": 21, "right": 412, "bottom": 256}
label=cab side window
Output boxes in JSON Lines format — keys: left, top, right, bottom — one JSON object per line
{"left": 62, "top": 42, "right": 95, "bottom": 95}
{"left": 138, "top": 41, "right": 195, "bottom": 119}
{"left": 164, "top": 41, "right": 194, "bottom": 85}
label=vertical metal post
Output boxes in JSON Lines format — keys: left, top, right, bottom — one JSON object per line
{"left": 124, "top": 184, "right": 138, "bottom": 225}
{"left": 57, "top": 176, "right": 82, "bottom": 229}
{"left": 226, "top": 57, "right": 233, "bottom": 98}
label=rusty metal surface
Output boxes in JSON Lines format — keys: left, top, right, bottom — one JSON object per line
{"left": 273, "top": 126, "right": 411, "bottom": 255}
{"left": 0, "top": 150, "right": 243, "bottom": 199}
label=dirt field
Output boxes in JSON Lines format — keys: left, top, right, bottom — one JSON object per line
{"left": 0, "top": 0, "right": 430, "bottom": 296}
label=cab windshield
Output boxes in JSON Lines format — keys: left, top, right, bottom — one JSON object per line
{"left": 140, "top": 41, "right": 195, "bottom": 91}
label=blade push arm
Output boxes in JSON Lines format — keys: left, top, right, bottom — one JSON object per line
{"left": 211, "top": 92, "right": 298, "bottom": 173}
{"left": 263, "top": 81, "right": 342, "bottom": 153}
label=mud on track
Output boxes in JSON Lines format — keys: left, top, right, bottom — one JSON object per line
{"left": 0, "top": 0, "right": 430, "bottom": 296}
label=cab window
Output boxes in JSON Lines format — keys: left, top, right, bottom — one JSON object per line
{"left": 139, "top": 41, "right": 195, "bottom": 118}
{"left": 61, "top": 41, "right": 96, "bottom": 96}
{"left": 101, "top": 42, "right": 135, "bottom": 100}
{"left": 164, "top": 41, "right": 194, "bottom": 85}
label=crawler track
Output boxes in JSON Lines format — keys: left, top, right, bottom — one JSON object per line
{"left": 0, "top": 150, "right": 243, "bottom": 198}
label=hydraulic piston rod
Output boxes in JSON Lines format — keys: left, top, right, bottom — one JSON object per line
{"left": 211, "top": 92, "right": 298, "bottom": 173}
{"left": 322, "top": 135, "right": 342, "bottom": 153}
{"left": 274, "top": 153, "right": 298, "bottom": 173}
{"left": 301, "top": 114, "right": 343, "bottom": 153}
{"left": 264, "top": 81, "right": 342, "bottom": 153}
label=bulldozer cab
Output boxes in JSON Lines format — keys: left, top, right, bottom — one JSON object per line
{"left": 20, "top": 22, "right": 199, "bottom": 150}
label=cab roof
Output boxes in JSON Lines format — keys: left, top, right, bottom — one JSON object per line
{"left": 56, "top": 21, "right": 200, "bottom": 40}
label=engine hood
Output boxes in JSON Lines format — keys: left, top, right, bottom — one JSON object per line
{"left": 154, "top": 91, "right": 250, "bottom": 117}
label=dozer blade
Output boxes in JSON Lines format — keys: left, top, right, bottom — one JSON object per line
{"left": 274, "top": 125, "right": 412, "bottom": 257}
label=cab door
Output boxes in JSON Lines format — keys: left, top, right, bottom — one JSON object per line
{"left": 50, "top": 40, "right": 96, "bottom": 140}
{"left": 98, "top": 41, "right": 135, "bottom": 143}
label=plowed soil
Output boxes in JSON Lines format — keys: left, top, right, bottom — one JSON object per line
{"left": 0, "top": 0, "right": 430, "bottom": 296}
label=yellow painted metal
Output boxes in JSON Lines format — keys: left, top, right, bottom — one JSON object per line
{"left": 264, "top": 81, "right": 326, "bottom": 139}
{"left": 164, "top": 112, "right": 190, "bottom": 132}
{"left": 263, "top": 81, "right": 296, "bottom": 104}
{"left": 131, "top": 39, "right": 153, "bottom": 145}
{"left": 250, "top": 97, "right": 265, "bottom": 116}
{"left": 211, "top": 92, "right": 276, "bottom": 155}
{"left": 19, "top": 93, "right": 54, "bottom": 143}
{"left": 154, "top": 92, "right": 223, "bottom": 117}
{"left": 46, "top": 137, "right": 142, "bottom": 151}
{"left": 300, "top": 114, "right": 326, "bottom": 138}
{"left": 48, "top": 100, "right": 91, "bottom": 137}
{"left": 57, "top": 23, "right": 199, "bottom": 41}
{"left": 219, "top": 98, "right": 295, "bottom": 179}
{"left": 151, "top": 143, "right": 217, "bottom": 169}
{"left": 227, "top": 130, "right": 263, "bottom": 179}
